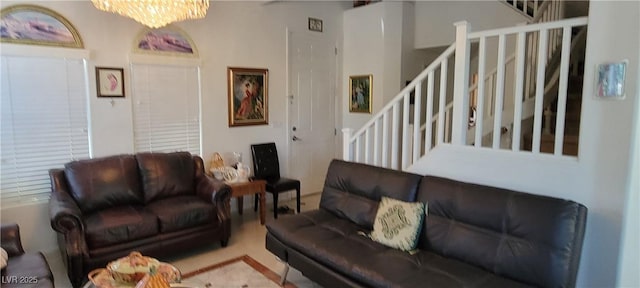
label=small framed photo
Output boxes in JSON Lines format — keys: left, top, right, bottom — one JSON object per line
{"left": 228, "top": 67, "right": 269, "bottom": 127}
{"left": 596, "top": 61, "right": 627, "bottom": 99}
{"left": 308, "top": 17, "right": 323, "bottom": 32}
{"left": 349, "top": 74, "right": 372, "bottom": 113}
{"left": 96, "top": 67, "right": 125, "bottom": 97}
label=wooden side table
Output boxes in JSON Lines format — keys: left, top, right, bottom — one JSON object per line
{"left": 228, "top": 180, "right": 266, "bottom": 225}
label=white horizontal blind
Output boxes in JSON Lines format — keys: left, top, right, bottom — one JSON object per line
{"left": 1, "top": 56, "right": 90, "bottom": 207}
{"left": 131, "top": 64, "right": 201, "bottom": 155}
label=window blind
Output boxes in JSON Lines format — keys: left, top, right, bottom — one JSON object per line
{"left": 1, "top": 56, "right": 90, "bottom": 207}
{"left": 131, "top": 64, "right": 201, "bottom": 155}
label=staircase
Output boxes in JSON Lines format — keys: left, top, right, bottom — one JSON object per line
{"left": 504, "top": 0, "right": 545, "bottom": 18}
{"left": 342, "top": 0, "right": 588, "bottom": 171}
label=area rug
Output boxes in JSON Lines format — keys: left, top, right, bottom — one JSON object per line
{"left": 182, "top": 255, "right": 297, "bottom": 288}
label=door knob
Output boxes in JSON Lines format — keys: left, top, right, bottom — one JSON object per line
{"left": 292, "top": 136, "right": 302, "bottom": 141}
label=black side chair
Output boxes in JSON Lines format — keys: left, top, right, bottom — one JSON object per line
{"left": 251, "top": 142, "right": 301, "bottom": 219}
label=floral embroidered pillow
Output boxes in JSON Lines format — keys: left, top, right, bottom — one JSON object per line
{"left": 370, "top": 197, "right": 426, "bottom": 251}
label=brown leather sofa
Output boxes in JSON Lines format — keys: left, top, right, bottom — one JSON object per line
{"left": 267, "top": 160, "right": 588, "bottom": 288}
{"left": 1, "top": 223, "right": 55, "bottom": 288}
{"left": 49, "top": 152, "right": 231, "bottom": 288}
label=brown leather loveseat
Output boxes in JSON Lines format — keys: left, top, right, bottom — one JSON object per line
{"left": 49, "top": 152, "right": 231, "bottom": 288}
{"left": 267, "top": 160, "right": 588, "bottom": 288}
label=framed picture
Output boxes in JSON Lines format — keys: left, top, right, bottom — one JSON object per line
{"left": 0, "top": 4, "right": 83, "bottom": 48}
{"left": 96, "top": 67, "right": 125, "bottom": 98}
{"left": 308, "top": 18, "right": 323, "bottom": 32}
{"left": 596, "top": 61, "right": 627, "bottom": 99}
{"left": 227, "top": 67, "right": 269, "bottom": 127}
{"left": 349, "top": 74, "right": 372, "bottom": 113}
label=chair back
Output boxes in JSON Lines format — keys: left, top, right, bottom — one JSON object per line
{"left": 251, "top": 142, "right": 281, "bottom": 180}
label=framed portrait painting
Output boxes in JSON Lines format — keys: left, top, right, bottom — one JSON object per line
{"left": 96, "top": 67, "right": 125, "bottom": 97}
{"left": 349, "top": 74, "right": 372, "bottom": 113}
{"left": 227, "top": 67, "right": 269, "bottom": 127}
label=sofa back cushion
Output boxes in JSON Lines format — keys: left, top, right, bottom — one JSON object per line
{"left": 136, "top": 152, "right": 195, "bottom": 203}
{"left": 65, "top": 155, "right": 143, "bottom": 213}
{"left": 417, "top": 175, "right": 587, "bottom": 288}
{"left": 320, "top": 160, "right": 422, "bottom": 229}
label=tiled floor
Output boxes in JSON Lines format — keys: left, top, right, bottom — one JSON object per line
{"left": 46, "top": 193, "right": 322, "bottom": 288}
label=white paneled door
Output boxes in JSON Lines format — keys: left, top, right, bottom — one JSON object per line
{"left": 287, "top": 31, "right": 336, "bottom": 196}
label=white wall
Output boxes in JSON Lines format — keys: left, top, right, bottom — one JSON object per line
{"left": 401, "top": 3, "right": 431, "bottom": 92}
{"left": 343, "top": 2, "right": 388, "bottom": 130}
{"left": 411, "top": 1, "right": 640, "bottom": 286}
{"left": 414, "top": 1, "right": 526, "bottom": 49}
{"left": 617, "top": 13, "right": 640, "bottom": 285}
{"left": 342, "top": 1, "right": 526, "bottom": 136}
{"left": 0, "top": 0, "right": 348, "bottom": 252}
{"left": 342, "top": 1, "right": 428, "bottom": 134}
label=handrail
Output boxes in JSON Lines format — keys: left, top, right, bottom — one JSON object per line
{"left": 467, "top": 17, "right": 587, "bottom": 39}
{"left": 349, "top": 43, "right": 455, "bottom": 141}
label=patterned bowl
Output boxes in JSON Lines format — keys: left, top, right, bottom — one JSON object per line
{"left": 107, "top": 252, "right": 160, "bottom": 285}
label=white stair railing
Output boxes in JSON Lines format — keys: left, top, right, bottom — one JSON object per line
{"left": 466, "top": 0, "right": 564, "bottom": 144}
{"left": 460, "top": 17, "right": 587, "bottom": 153}
{"left": 343, "top": 44, "right": 455, "bottom": 171}
{"left": 424, "top": 0, "right": 564, "bottom": 148}
{"left": 524, "top": 0, "right": 565, "bottom": 102}
{"left": 343, "top": 17, "right": 588, "bottom": 169}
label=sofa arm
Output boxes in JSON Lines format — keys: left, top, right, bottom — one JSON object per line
{"left": 49, "top": 169, "right": 87, "bottom": 259}
{"left": 49, "top": 192, "right": 84, "bottom": 234}
{"left": 49, "top": 169, "right": 84, "bottom": 234}
{"left": 1, "top": 223, "right": 25, "bottom": 257}
{"left": 195, "top": 175, "right": 232, "bottom": 221}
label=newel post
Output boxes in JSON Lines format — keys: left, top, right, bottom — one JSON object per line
{"left": 342, "top": 128, "right": 353, "bottom": 161}
{"left": 451, "top": 21, "right": 471, "bottom": 145}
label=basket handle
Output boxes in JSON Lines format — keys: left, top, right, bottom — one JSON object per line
{"left": 87, "top": 268, "right": 107, "bottom": 284}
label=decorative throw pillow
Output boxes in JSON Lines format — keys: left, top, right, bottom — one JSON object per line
{"left": 370, "top": 197, "right": 426, "bottom": 252}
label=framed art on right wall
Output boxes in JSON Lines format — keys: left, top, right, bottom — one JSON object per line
{"left": 349, "top": 74, "right": 372, "bottom": 113}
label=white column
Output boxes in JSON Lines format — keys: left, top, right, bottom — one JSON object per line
{"left": 451, "top": 21, "right": 471, "bottom": 145}
{"left": 342, "top": 128, "right": 353, "bottom": 161}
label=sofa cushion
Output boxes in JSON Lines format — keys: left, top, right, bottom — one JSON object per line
{"left": 370, "top": 197, "right": 425, "bottom": 251}
{"left": 417, "top": 175, "right": 588, "bottom": 288}
{"left": 65, "top": 155, "right": 143, "bottom": 213}
{"left": 136, "top": 152, "right": 196, "bottom": 203}
{"left": 84, "top": 206, "right": 159, "bottom": 249}
{"left": 320, "top": 160, "right": 422, "bottom": 229}
{"left": 146, "top": 196, "right": 216, "bottom": 233}
{"left": 267, "top": 210, "right": 530, "bottom": 288}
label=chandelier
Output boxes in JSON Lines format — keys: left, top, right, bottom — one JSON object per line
{"left": 91, "top": 0, "right": 209, "bottom": 29}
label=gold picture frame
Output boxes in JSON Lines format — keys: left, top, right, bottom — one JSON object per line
{"left": 0, "top": 4, "right": 83, "bottom": 48}
{"left": 349, "top": 74, "right": 372, "bottom": 113}
{"left": 227, "top": 67, "right": 269, "bottom": 127}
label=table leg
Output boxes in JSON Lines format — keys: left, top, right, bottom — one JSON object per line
{"left": 259, "top": 191, "right": 265, "bottom": 225}
{"left": 237, "top": 196, "right": 243, "bottom": 215}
